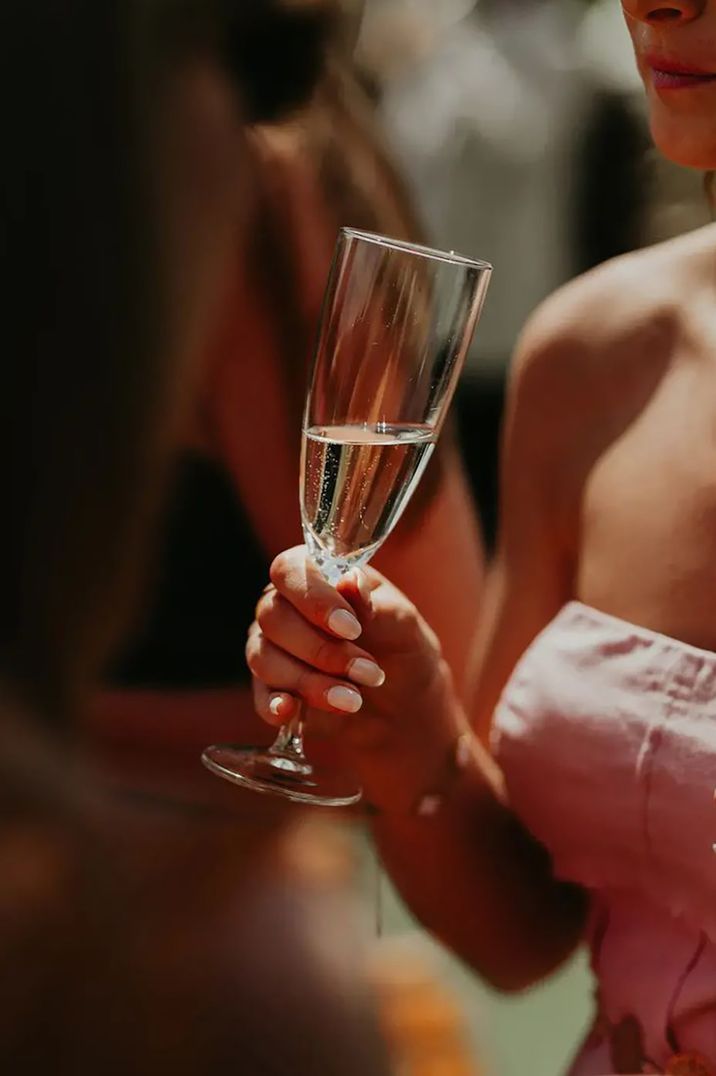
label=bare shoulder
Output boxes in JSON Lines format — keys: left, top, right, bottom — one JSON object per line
{"left": 498, "top": 232, "right": 712, "bottom": 539}
{"left": 516, "top": 241, "right": 688, "bottom": 385}
{"left": 506, "top": 234, "right": 701, "bottom": 439}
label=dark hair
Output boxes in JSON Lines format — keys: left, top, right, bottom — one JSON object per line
{"left": 223, "top": 0, "right": 337, "bottom": 123}
{"left": 246, "top": 57, "right": 427, "bottom": 401}
{"left": 0, "top": 0, "right": 214, "bottom": 720}
{"left": 245, "top": 60, "right": 451, "bottom": 515}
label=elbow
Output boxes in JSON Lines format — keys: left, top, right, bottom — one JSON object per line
{"left": 473, "top": 942, "right": 579, "bottom": 995}
{"left": 442, "top": 902, "right": 587, "bottom": 995}
{"left": 479, "top": 962, "right": 554, "bottom": 995}
{"left": 475, "top": 919, "right": 586, "bottom": 995}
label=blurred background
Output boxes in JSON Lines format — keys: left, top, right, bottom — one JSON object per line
{"left": 352, "top": 0, "right": 709, "bottom": 547}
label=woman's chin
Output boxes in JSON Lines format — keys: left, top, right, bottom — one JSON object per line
{"left": 651, "top": 119, "right": 716, "bottom": 172}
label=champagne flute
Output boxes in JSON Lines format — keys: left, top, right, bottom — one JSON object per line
{"left": 202, "top": 228, "right": 491, "bottom": 806}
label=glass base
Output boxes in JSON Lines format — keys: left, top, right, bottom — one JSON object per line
{"left": 201, "top": 744, "right": 362, "bottom": 807}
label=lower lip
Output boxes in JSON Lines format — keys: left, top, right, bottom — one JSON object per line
{"left": 650, "top": 68, "right": 716, "bottom": 90}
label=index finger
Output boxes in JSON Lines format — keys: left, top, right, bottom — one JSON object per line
{"left": 269, "top": 546, "right": 364, "bottom": 641}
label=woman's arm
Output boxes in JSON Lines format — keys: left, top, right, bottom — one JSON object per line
{"left": 372, "top": 749, "right": 587, "bottom": 993}
{"left": 371, "top": 310, "right": 589, "bottom": 989}
{"left": 249, "top": 298, "right": 592, "bottom": 990}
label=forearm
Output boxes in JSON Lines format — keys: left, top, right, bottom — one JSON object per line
{"left": 371, "top": 743, "right": 587, "bottom": 992}
{"left": 250, "top": 548, "right": 585, "bottom": 989}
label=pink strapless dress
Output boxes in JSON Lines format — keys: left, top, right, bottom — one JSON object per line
{"left": 492, "top": 602, "right": 716, "bottom": 1075}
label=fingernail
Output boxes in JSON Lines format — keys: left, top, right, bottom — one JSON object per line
{"left": 269, "top": 694, "right": 291, "bottom": 718}
{"left": 327, "top": 608, "right": 362, "bottom": 640}
{"left": 326, "top": 685, "right": 363, "bottom": 713}
{"left": 347, "top": 658, "right": 386, "bottom": 688}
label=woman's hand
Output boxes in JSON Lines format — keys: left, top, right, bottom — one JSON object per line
{"left": 248, "top": 547, "right": 467, "bottom": 812}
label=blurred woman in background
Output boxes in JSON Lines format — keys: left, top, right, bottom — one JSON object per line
{"left": 248, "top": 0, "right": 716, "bottom": 1072}
{"left": 90, "top": 0, "right": 484, "bottom": 800}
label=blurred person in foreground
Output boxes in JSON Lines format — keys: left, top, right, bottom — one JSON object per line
{"left": 89, "top": 0, "right": 484, "bottom": 804}
{"left": 249, "top": 0, "right": 716, "bottom": 1072}
{"left": 0, "top": 0, "right": 394, "bottom": 1071}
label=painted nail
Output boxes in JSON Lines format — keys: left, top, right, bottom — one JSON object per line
{"left": 269, "top": 694, "right": 290, "bottom": 718}
{"left": 327, "top": 608, "right": 362, "bottom": 640}
{"left": 347, "top": 658, "right": 386, "bottom": 688}
{"left": 326, "top": 685, "right": 363, "bottom": 714}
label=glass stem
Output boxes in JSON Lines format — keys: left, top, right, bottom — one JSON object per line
{"left": 269, "top": 706, "right": 306, "bottom": 761}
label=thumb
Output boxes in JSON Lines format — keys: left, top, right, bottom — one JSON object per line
{"left": 336, "top": 568, "right": 376, "bottom": 617}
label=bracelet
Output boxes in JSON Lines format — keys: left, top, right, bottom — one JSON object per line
{"left": 363, "top": 731, "right": 474, "bottom": 819}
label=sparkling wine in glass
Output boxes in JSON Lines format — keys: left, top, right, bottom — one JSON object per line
{"left": 202, "top": 229, "right": 491, "bottom": 806}
{"left": 301, "top": 421, "right": 436, "bottom": 584}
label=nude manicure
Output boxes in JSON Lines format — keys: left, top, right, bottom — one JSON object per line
{"left": 269, "top": 695, "right": 285, "bottom": 717}
{"left": 326, "top": 685, "right": 363, "bottom": 713}
{"left": 327, "top": 608, "right": 362, "bottom": 640}
{"left": 347, "top": 658, "right": 386, "bottom": 688}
